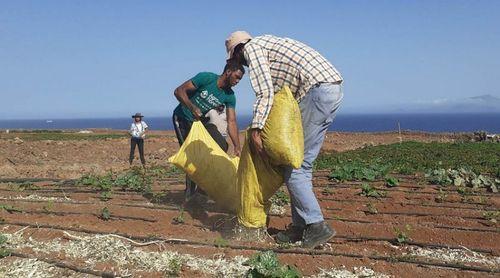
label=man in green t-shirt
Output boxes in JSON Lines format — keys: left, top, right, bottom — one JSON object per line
{"left": 172, "top": 61, "right": 244, "bottom": 199}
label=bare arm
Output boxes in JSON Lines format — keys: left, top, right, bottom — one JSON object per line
{"left": 226, "top": 108, "right": 241, "bottom": 156}
{"left": 174, "top": 80, "right": 202, "bottom": 120}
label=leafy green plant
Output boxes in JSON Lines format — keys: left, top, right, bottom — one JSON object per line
{"left": 167, "top": 257, "right": 182, "bottom": 276}
{"left": 270, "top": 190, "right": 290, "bottom": 207}
{"left": 425, "top": 168, "right": 498, "bottom": 192}
{"left": 385, "top": 176, "right": 399, "bottom": 187}
{"left": 150, "top": 192, "right": 168, "bottom": 203}
{"left": 359, "top": 183, "right": 386, "bottom": 198}
{"left": 78, "top": 174, "right": 101, "bottom": 187}
{"left": 0, "top": 234, "right": 11, "bottom": 258}
{"left": 114, "top": 168, "right": 152, "bottom": 193}
{"left": 483, "top": 211, "right": 499, "bottom": 224}
{"left": 100, "top": 191, "right": 112, "bottom": 201}
{"left": 165, "top": 165, "right": 182, "bottom": 177}
{"left": 394, "top": 224, "right": 412, "bottom": 244}
{"left": 245, "top": 251, "right": 301, "bottom": 278}
{"left": 328, "top": 160, "right": 390, "bottom": 182}
{"left": 321, "top": 185, "right": 334, "bottom": 196}
{"left": 172, "top": 208, "right": 185, "bottom": 224}
{"left": 214, "top": 236, "right": 229, "bottom": 248}
{"left": 100, "top": 207, "right": 111, "bottom": 221}
{"left": 435, "top": 188, "right": 448, "bottom": 203}
{"left": 43, "top": 200, "right": 54, "bottom": 212}
{"left": 316, "top": 141, "right": 500, "bottom": 176}
{"left": 17, "top": 182, "right": 40, "bottom": 191}
{"left": 366, "top": 203, "right": 378, "bottom": 214}
{"left": 0, "top": 204, "right": 22, "bottom": 213}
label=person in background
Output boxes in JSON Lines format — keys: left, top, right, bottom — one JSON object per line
{"left": 226, "top": 31, "right": 343, "bottom": 249}
{"left": 129, "top": 113, "right": 148, "bottom": 166}
{"left": 172, "top": 61, "right": 244, "bottom": 199}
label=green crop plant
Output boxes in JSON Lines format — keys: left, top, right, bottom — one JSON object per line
{"left": 483, "top": 211, "right": 499, "bottom": 224}
{"left": 394, "top": 224, "right": 412, "bottom": 244}
{"left": 214, "top": 236, "right": 229, "bottom": 248}
{"left": 114, "top": 169, "right": 152, "bottom": 193}
{"left": 172, "top": 208, "right": 185, "bottom": 224}
{"left": 150, "top": 191, "right": 168, "bottom": 203}
{"left": 245, "top": 251, "right": 301, "bottom": 278}
{"left": 366, "top": 203, "right": 378, "bottom": 214}
{"left": 316, "top": 142, "right": 499, "bottom": 176}
{"left": 43, "top": 200, "right": 54, "bottom": 212}
{"left": 17, "top": 182, "right": 40, "bottom": 191}
{"left": 328, "top": 160, "right": 390, "bottom": 182}
{"left": 100, "top": 207, "right": 111, "bottom": 221}
{"left": 0, "top": 204, "right": 22, "bottom": 213}
{"left": 321, "top": 185, "right": 334, "bottom": 196}
{"left": 167, "top": 257, "right": 182, "bottom": 276}
{"left": 426, "top": 168, "right": 498, "bottom": 193}
{"left": 0, "top": 234, "right": 10, "bottom": 258}
{"left": 77, "top": 174, "right": 101, "bottom": 187}
{"left": 360, "top": 183, "right": 386, "bottom": 198}
{"left": 435, "top": 188, "right": 448, "bottom": 203}
{"left": 100, "top": 191, "right": 112, "bottom": 201}
{"left": 270, "top": 189, "right": 290, "bottom": 207}
{"left": 385, "top": 176, "right": 399, "bottom": 187}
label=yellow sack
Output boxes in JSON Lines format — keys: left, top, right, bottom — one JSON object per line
{"left": 237, "top": 86, "right": 304, "bottom": 228}
{"left": 261, "top": 86, "right": 304, "bottom": 169}
{"left": 236, "top": 130, "right": 284, "bottom": 228}
{"left": 168, "top": 121, "right": 239, "bottom": 212}
{"left": 168, "top": 86, "right": 304, "bottom": 228}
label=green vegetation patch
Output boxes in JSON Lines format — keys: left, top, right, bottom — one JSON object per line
{"left": 6, "top": 133, "right": 128, "bottom": 141}
{"left": 426, "top": 168, "right": 499, "bottom": 192}
{"left": 316, "top": 141, "right": 499, "bottom": 176}
{"left": 245, "top": 251, "right": 301, "bottom": 278}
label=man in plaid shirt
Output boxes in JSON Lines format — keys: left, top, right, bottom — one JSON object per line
{"left": 226, "top": 31, "right": 343, "bottom": 249}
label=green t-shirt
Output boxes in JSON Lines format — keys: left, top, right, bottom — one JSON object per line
{"left": 174, "top": 72, "right": 236, "bottom": 122}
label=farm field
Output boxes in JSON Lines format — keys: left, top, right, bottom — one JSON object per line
{"left": 0, "top": 131, "right": 499, "bottom": 277}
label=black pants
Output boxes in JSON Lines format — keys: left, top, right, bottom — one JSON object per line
{"left": 129, "top": 137, "right": 145, "bottom": 165}
{"left": 172, "top": 114, "right": 228, "bottom": 198}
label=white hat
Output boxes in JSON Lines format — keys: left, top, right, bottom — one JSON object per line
{"left": 225, "top": 31, "right": 252, "bottom": 59}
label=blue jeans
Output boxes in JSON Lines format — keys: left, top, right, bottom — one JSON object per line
{"left": 283, "top": 82, "right": 343, "bottom": 227}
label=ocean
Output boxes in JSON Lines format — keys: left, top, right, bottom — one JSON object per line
{"left": 0, "top": 113, "right": 499, "bottom": 133}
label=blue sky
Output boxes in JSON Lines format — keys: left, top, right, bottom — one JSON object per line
{"left": 1, "top": 0, "right": 499, "bottom": 119}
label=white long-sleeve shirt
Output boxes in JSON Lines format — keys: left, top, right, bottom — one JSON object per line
{"left": 130, "top": 121, "right": 148, "bottom": 138}
{"left": 205, "top": 109, "right": 228, "bottom": 137}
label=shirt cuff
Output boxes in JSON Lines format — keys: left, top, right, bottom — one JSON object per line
{"left": 251, "top": 121, "right": 265, "bottom": 130}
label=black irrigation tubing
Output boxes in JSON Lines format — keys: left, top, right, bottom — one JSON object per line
{"left": 0, "top": 188, "right": 156, "bottom": 196}
{"left": 281, "top": 212, "right": 499, "bottom": 234}
{"left": 0, "top": 197, "right": 182, "bottom": 213}
{"left": 317, "top": 195, "right": 494, "bottom": 208}
{"left": 316, "top": 183, "right": 499, "bottom": 197}
{"left": 321, "top": 213, "right": 497, "bottom": 234}
{"left": 0, "top": 178, "right": 73, "bottom": 183}
{"left": 10, "top": 251, "right": 118, "bottom": 277}
{"left": 332, "top": 235, "right": 497, "bottom": 255}
{"left": 0, "top": 197, "right": 93, "bottom": 205}
{"left": 321, "top": 199, "right": 499, "bottom": 212}
{"left": 2, "top": 221, "right": 498, "bottom": 274}
{"left": 349, "top": 209, "right": 488, "bottom": 221}
{"left": 5, "top": 209, "right": 157, "bottom": 223}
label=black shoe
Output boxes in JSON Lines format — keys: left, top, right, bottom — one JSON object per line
{"left": 276, "top": 225, "right": 305, "bottom": 244}
{"left": 302, "top": 221, "right": 336, "bottom": 249}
